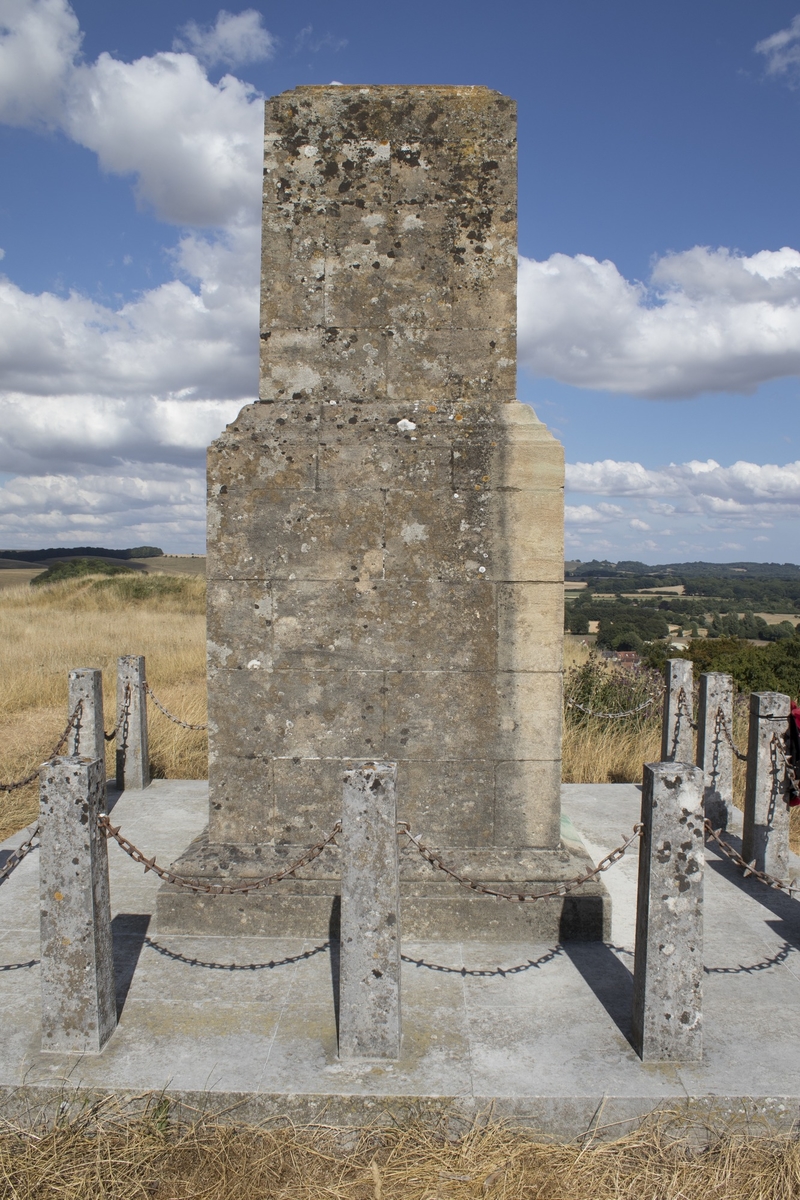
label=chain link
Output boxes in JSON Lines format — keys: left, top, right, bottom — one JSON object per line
{"left": 566, "top": 696, "right": 658, "bottom": 720}
{"left": 0, "top": 825, "right": 40, "bottom": 884}
{"left": 397, "top": 822, "right": 643, "bottom": 902}
{"left": 104, "top": 683, "right": 130, "bottom": 742}
{"left": 715, "top": 705, "right": 748, "bottom": 762}
{"left": 771, "top": 732, "right": 800, "bottom": 794}
{"left": 704, "top": 819, "right": 797, "bottom": 897}
{"left": 0, "top": 702, "right": 83, "bottom": 793}
{"left": 99, "top": 814, "right": 340, "bottom": 893}
{"left": 144, "top": 683, "right": 208, "bottom": 732}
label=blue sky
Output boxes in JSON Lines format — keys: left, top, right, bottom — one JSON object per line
{"left": 1, "top": 0, "right": 800, "bottom": 560}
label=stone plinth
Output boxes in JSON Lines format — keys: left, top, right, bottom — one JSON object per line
{"left": 160, "top": 85, "right": 607, "bottom": 940}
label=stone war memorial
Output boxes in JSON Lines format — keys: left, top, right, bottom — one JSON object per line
{"left": 158, "top": 83, "right": 609, "bottom": 941}
{"left": 9, "top": 81, "right": 800, "bottom": 1134}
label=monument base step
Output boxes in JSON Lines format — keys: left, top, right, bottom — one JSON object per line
{"left": 155, "top": 814, "right": 611, "bottom": 941}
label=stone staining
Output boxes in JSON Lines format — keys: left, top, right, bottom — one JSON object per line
{"left": 195, "top": 85, "right": 576, "bottom": 938}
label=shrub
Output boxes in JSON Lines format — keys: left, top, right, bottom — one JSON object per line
{"left": 30, "top": 558, "right": 132, "bottom": 586}
{"left": 565, "top": 653, "right": 663, "bottom": 723}
{"left": 644, "top": 634, "right": 800, "bottom": 700}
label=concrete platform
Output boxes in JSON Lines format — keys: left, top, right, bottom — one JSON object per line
{"left": 0, "top": 780, "right": 799, "bottom": 1138}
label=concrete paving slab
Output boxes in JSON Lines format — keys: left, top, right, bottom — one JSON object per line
{"left": 0, "top": 779, "right": 798, "bottom": 1137}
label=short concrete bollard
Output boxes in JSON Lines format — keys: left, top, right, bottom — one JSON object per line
{"left": 39, "top": 755, "right": 116, "bottom": 1053}
{"left": 661, "top": 658, "right": 694, "bottom": 763}
{"left": 742, "top": 692, "right": 791, "bottom": 880}
{"left": 339, "top": 762, "right": 401, "bottom": 1060}
{"left": 116, "top": 655, "right": 149, "bottom": 791}
{"left": 696, "top": 672, "right": 734, "bottom": 831}
{"left": 68, "top": 668, "right": 106, "bottom": 764}
{"left": 632, "top": 762, "right": 704, "bottom": 1063}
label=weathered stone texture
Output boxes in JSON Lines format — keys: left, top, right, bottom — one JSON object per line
{"left": 742, "top": 691, "right": 791, "bottom": 879}
{"left": 661, "top": 658, "right": 694, "bottom": 764}
{"left": 39, "top": 756, "right": 116, "bottom": 1053}
{"left": 339, "top": 763, "right": 401, "bottom": 1059}
{"left": 632, "top": 762, "right": 704, "bottom": 1063}
{"left": 696, "top": 672, "right": 734, "bottom": 831}
{"left": 67, "top": 669, "right": 105, "bottom": 764}
{"left": 166, "top": 85, "right": 590, "bottom": 939}
{"left": 116, "top": 655, "right": 149, "bottom": 791}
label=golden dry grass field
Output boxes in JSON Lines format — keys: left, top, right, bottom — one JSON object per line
{"left": 0, "top": 573, "right": 207, "bottom": 841}
{"left": 2, "top": 1110, "right": 800, "bottom": 1199}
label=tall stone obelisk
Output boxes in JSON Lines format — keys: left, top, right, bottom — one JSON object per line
{"left": 159, "top": 85, "right": 609, "bottom": 941}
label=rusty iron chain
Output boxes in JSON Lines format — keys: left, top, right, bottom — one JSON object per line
{"left": 566, "top": 696, "right": 658, "bottom": 720}
{"left": 144, "top": 683, "right": 208, "bottom": 732}
{"left": 0, "top": 825, "right": 40, "bottom": 884}
{"left": 715, "top": 705, "right": 748, "bottom": 762}
{"left": 99, "top": 814, "right": 341, "bottom": 893}
{"left": 104, "top": 683, "right": 130, "bottom": 742}
{"left": 771, "top": 732, "right": 800, "bottom": 791}
{"left": 0, "top": 701, "right": 84, "bottom": 793}
{"left": 397, "top": 822, "right": 643, "bottom": 902}
{"left": 704, "top": 819, "right": 798, "bottom": 897}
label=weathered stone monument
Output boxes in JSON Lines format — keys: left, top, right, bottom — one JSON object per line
{"left": 158, "top": 84, "right": 609, "bottom": 939}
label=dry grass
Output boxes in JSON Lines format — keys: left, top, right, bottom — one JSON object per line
{"left": 1, "top": 1111, "right": 799, "bottom": 1199}
{"left": 562, "top": 703, "right": 751, "bottom": 800}
{"left": 562, "top": 718, "right": 663, "bottom": 786}
{"left": 562, "top": 647, "right": 665, "bottom": 787}
{"left": 0, "top": 574, "right": 207, "bottom": 840}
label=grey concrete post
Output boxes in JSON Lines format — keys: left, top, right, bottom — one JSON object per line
{"left": 632, "top": 762, "right": 704, "bottom": 1063}
{"left": 339, "top": 762, "right": 401, "bottom": 1059}
{"left": 696, "top": 672, "right": 734, "bottom": 831}
{"left": 39, "top": 755, "right": 116, "bottom": 1053}
{"left": 116, "top": 655, "right": 149, "bottom": 791}
{"left": 68, "top": 668, "right": 106, "bottom": 765}
{"left": 742, "top": 692, "right": 791, "bottom": 880}
{"left": 661, "top": 658, "right": 694, "bottom": 763}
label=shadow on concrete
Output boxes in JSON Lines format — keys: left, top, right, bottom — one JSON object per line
{"left": 142, "top": 937, "right": 330, "bottom": 972}
{"left": 559, "top": 895, "right": 607, "bottom": 941}
{"left": 0, "top": 835, "right": 38, "bottom": 883}
{"left": 704, "top": 940, "right": 794, "bottom": 975}
{"left": 112, "top": 912, "right": 150, "bottom": 1018}
{"left": 400, "top": 945, "right": 565, "bottom": 977}
{"left": 564, "top": 942, "right": 634, "bottom": 1047}
{"left": 704, "top": 840, "right": 800, "bottom": 953}
{"left": 104, "top": 786, "right": 121, "bottom": 814}
{"left": 329, "top": 896, "right": 341, "bottom": 1041}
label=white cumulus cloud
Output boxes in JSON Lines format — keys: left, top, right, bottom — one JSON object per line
{"left": 0, "top": 224, "right": 259, "bottom": 401}
{"left": 0, "top": 466, "right": 207, "bottom": 549}
{"left": 518, "top": 245, "right": 800, "bottom": 398}
{"left": 0, "top": 0, "right": 265, "bottom": 225}
{"left": 566, "top": 458, "right": 800, "bottom": 520}
{"left": 0, "top": 0, "right": 81, "bottom": 128}
{"left": 0, "top": 219, "right": 258, "bottom": 472}
{"left": 174, "top": 9, "right": 276, "bottom": 68}
{"left": 755, "top": 13, "right": 800, "bottom": 80}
